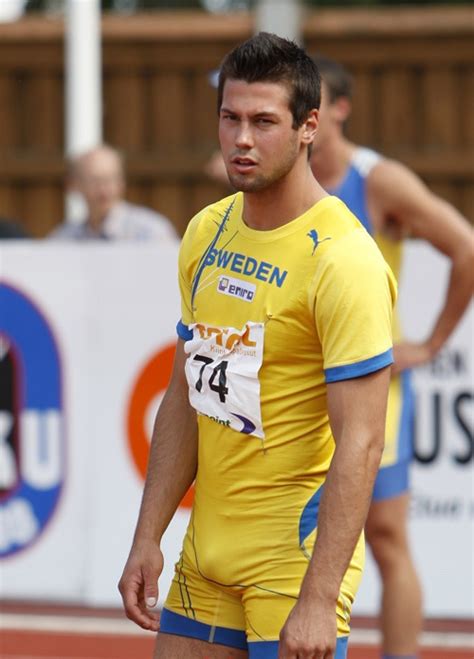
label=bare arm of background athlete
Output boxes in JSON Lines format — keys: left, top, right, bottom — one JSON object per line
{"left": 118, "top": 340, "right": 197, "bottom": 631}
{"left": 278, "top": 366, "right": 391, "bottom": 659}
{"left": 368, "top": 160, "right": 474, "bottom": 373}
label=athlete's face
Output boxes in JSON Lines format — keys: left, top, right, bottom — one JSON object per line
{"left": 219, "top": 79, "right": 309, "bottom": 193}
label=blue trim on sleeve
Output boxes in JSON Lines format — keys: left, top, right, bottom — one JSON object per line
{"left": 325, "top": 348, "right": 393, "bottom": 383}
{"left": 176, "top": 320, "right": 193, "bottom": 341}
{"left": 160, "top": 608, "right": 248, "bottom": 650}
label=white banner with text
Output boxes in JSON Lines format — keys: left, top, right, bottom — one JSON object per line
{"left": 0, "top": 241, "right": 472, "bottom": 617}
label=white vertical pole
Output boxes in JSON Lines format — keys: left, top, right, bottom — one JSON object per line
{"left": 65, "top": 0, "right": 102, "bottom": 158}
{"left": 255, "top": 0, "right": 302, "bottom": 44}
{"left": 65, "top": 0, "right": 102, "bottom": 220}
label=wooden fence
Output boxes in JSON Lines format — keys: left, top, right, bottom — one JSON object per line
{"left": 0, "top": 7, "right": 472, "bottom": 237}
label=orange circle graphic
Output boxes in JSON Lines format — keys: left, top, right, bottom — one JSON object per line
{"left": 126, "top": 343, "right": 194, "bottom": 509}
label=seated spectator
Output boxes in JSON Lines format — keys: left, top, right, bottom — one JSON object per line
{"left": 49, "top": 145, "right": 177, "bottom": 241}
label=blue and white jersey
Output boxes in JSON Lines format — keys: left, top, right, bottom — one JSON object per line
{"left": 330, "top": 147, "right": 381, "bottom": 236}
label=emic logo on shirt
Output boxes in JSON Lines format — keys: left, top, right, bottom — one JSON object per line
{"left": 217, "top": 275, "right": 256, "bottom": 302}
{"left": 0, "top": 283, "right": 64, "bottom": 559}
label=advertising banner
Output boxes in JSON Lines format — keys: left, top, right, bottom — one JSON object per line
{"left": 0, "top": 243, "right": 184, "bottom": 602}
{"left": 0, "top": 241, "right": 472, "bottom": 617}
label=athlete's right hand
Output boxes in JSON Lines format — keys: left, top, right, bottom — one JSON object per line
{"left": 118, "top": 540, "right": 163, "bottom": 631}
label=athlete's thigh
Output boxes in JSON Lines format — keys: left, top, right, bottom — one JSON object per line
{"left": 242, "top": 556, "right": 357, "bottom": 656}
{"left": 154, "top": 632, "right": 248, "bottom": 659}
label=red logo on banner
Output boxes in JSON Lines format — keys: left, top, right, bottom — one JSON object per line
{"left": 126, "top": 343, "right": 194, "bottom": 509}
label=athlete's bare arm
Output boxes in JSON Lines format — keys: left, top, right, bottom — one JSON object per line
{"left": 278, "top": 366, "right": 390, "bottom": 658}
{"left": 119, "top": 340, "right": 197, "bottom": 631}
{"left": 369, "top": 160, "right": 474, "bottom": 372}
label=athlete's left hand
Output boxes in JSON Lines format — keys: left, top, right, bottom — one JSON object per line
{"left": 278, "top": 599, "right": 337, "bottom": 658}
{"left": 392, "top": 340, "right": 434, "bottom": 374}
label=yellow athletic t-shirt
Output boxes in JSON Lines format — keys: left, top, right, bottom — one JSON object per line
{"left": 174, "top": 192, "right": 396, "bottom": 638}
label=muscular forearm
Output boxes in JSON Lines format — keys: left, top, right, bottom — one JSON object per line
{"left": 118, "top": 342, "right": 196, "bottom": 628}
{"left": 299, "top": 430, "right": 383, "bottom": 604}
{"left": 133, "top": 380, "right": 197, "bottom": 545}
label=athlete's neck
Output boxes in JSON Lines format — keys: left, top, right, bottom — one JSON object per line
{"left": 312, "top": 136, "right": 356, "bottom": 190}
{"left": 241, "top": 163, "right": 326, "bottom": 231}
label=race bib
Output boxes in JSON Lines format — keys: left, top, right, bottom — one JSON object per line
{"left": 184, "top": 321, "right": 264, "bottom": 438}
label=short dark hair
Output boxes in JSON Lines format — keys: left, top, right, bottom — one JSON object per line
{"left": 217, "top": 32, "right": 321, "bottom": 129}
{"left": 312, "top": 55, "right": 353, "bottom": 104}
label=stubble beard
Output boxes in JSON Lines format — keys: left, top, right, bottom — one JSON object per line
{"left": 227, "top": 172, "right": 269, "bottom": 193}
{"left": 227, "top": 138, "right": 300, "bottom": 194}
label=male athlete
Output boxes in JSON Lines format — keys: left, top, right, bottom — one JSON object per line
{"left": 311, "top": 56, "right": 474, "bottom": 659}
{"left": 119, "top": 34, "right": 397, "bottom": 659}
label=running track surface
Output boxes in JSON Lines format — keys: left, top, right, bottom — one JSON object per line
{"left": 1, "top": 603, "right": 473, "bottom": 659}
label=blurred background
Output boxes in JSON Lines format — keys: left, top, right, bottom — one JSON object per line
{"left": 0, "top": 2, "right": 472, "bottom": 658}
{"left": 0, "top": 0, "right": 472, "bottom": 237}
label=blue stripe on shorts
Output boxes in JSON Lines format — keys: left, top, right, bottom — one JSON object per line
{"left": 159, "top": 608, "right": 247, "bottom": 650}
{"left": 160, "top": 609, "right": 349, "bottom": 657}
{"left": 372, "top": 369, "right": 414, "bottom": 501}
{"left": 372, "top": 459, "right": 410, "bottom": 501}
{"left": 249, "top": 635, "right": 349, "bottom": 658}
{"left": 397, "top": 370, "right": 415, "bottom": 463}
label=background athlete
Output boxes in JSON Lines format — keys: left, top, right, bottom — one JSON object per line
{"left": 310, "top": 56, "right": 474, "bottom": 659}
{"left": 119, "top": 33, "right": 396, "bottom": 658}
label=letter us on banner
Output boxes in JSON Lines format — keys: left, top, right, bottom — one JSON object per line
{"left": 354, "top": 240, "right": 473, "bottom": 618}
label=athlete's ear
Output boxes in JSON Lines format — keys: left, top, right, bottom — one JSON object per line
{"left": 302, "top": 109, "right": 319, "bottom": 145}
